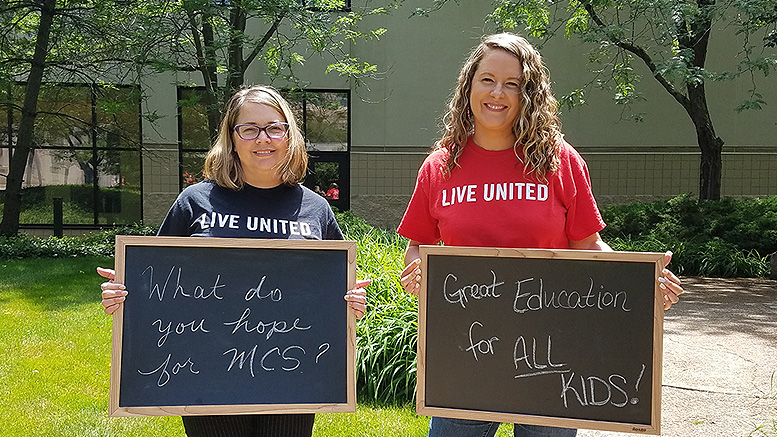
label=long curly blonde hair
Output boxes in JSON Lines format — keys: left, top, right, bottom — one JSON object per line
{"left": 435, "top": 33, "right": 562, "bottom": 182}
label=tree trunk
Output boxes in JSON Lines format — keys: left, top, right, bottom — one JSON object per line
{"left": 688, "top": 0, "right": 722, "bottom": 201}
{"left": 686, "top": 82, "right": 723, "bottom": 201}
{"left": 200, "top": 13, "right": 221, "bottom": 143}
{"left": 227, "top": 5, "right": 247, "bottom": 95}
{"left": 0, "top": 0, "right": 56, "bottom": 236}
{"left": 203, "top": 89, "right": 220, "bottom": 145}
{"left": 697, "top": 125, "right": 723, "bottom": 201}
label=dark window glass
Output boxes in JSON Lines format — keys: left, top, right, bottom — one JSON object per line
{"left": 179, "top": 88, "right": 212, "bottom": 151}
{"left": 1, "top": 83, "right": 142, "bottom": 226}
{"left": 304, "top": 92, "right": 348, "bottom": 152}
{"left": 182, "top": 151, "right": 208, "bottom": 187}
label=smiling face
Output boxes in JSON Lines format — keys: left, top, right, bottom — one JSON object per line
{"left": 469, "top": 48, "right": 523, "bottom": 150}
{"left": 232, "top": 101, "right": 289, "bottom": 188}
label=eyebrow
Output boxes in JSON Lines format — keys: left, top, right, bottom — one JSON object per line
{"left": 236, "top": 120, "right": 285, "bottom": 126}
{"left": 477, "top": 71, "right": 521, "bottom": 81}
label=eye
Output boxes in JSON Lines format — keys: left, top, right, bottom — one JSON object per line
{"left": 237, "top": 125, "right": 259, "bottom": 138}
{"left": 266, "top": 123, "right": 289, "bottom": 138}
{"left": 506, "top": 81, "right": 520, "bottom": 88}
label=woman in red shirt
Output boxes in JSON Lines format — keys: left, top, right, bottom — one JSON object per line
{"left": 398, "top": 33, "right": 683, "bottom": 437}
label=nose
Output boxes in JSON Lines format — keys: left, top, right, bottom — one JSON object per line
{"left": 254, "top": 128, "right": 271, "bottom": 141}
{"left": 490, "top": 83, "right": 504, "bottom": 97}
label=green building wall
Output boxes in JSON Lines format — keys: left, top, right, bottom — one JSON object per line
{"left": 138, "top": 1, "right": 777, "bottom": 230}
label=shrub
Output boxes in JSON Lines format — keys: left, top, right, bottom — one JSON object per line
{"left": 0, "top": 223, "right": 157, "bottom": 260}
{"left": 6, "top": 184, "right": 142, "bottom": 225}
{"left": 357, "top": 297, "right": 417, "bottom": 404}
{"left": 601, "top": 194, "right": 775, "bottom": 277}
{"left": 335, "top": 210, "right": 376, "bottom": 239}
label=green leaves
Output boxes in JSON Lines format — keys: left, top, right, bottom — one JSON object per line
{"left": 601, "top": 194, "right": 777, "bottom": 277}
{"left": 325, "top": 59, "right": 378, "bottom": 78}
{"left": 736, "top": 92, "right": 768, "bottom": 112}
{"left": 488, "top": 0, "right": 776, "bottom": 114}
{"left": 560, "top": 88, "right": 587, "bottom": 109}
{"left": 490, "top": 0, "right": 551, "bottom": 37}
{"left": 612, "top": 59, "right": 643, "bottom": 105}
{"left": 565, "top": 2, "right": 590, "bottom": 37}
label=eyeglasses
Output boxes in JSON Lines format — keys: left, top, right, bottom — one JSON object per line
{"left": 233, "top": 122, "right": 290, "bottom": 140}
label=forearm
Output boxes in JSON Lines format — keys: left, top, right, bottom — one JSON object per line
{"left": 404, "top": 241, "right": 421, "bottom": 265}
{"left": 588, "top": 239, "right": 613, "bottom": 251}
{"left": 569, "top": 232, "right": 612, "bottom": 251}
{"left": 401, "top": 240, "right": 422, "bottom": 295}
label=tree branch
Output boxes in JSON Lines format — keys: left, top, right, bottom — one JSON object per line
{"left": 580, "top": 0, "right": 692, "bottom": 112}
{"left": 243, "top": 13, "right": 284, "bottom": 72}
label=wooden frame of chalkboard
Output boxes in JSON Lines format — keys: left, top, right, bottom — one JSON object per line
{"left": 109, "top": 236, "right": 357, "bottom": 417}
{"left": 417, "top": 246, "right": 665, "bottom": 435}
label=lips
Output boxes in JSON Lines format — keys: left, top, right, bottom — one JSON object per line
{"left": 484, "top": 103, "right": 507, "bottom": 111}
{"left": 252, "top": 149, "right": 274, "bottom": 156}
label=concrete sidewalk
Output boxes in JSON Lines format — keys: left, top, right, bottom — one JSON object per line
{"left": 578, "top": 277, "right": 777, "bottom": 437}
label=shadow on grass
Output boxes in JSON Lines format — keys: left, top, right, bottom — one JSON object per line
{"left": 0, "top": 256, "right": 114, "bottom": 310}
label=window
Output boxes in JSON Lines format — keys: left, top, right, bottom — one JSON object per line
{"left": 287, "top": 89, "right": 350, "bottom": 211}
{"left": 0, "top": 83, "right": 142, "bottom": 227}
{"left": 178, "top": 88, "right": 211, "bottom": 187}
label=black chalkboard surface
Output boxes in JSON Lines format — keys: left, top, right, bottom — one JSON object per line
{"left": 417, "top": 246, "right": 665, "bottom": 435}
{"left": 109, "top": 236, "right": 357, "bottom": 417}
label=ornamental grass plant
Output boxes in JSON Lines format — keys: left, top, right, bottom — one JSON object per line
{"left": 336, "top": 211, "right": 419, "bottom": 404}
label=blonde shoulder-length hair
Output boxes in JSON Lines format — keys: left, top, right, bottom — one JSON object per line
{"left": 203, "top": 85, "right": 307, "bottom": 190}
{"left": 436, "top": 33, "right": 562, "bottom": 182}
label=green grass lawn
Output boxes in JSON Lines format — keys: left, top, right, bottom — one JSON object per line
{"left": 0, "top": 257, "right": 520, "bottom": 436}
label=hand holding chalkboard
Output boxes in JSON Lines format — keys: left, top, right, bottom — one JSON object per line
{"left": 98, "top": 267, "right": 126, "bottom": 315}
{"left": 417, "top": 246, "right": 665, "bottom": 435}
{"left": 657, "top": 253, "right": 684, "bottom": 310}
{"left": 108, "top": 236, "right": 358, "bottom": 417}
{"left": 400, "top": 258, "right": 422, "bottom": 296}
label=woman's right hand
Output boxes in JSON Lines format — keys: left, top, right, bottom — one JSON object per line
{"left": 400, "top": 258, "right": 422, "bottom": 296}
{"left": 98, "top": 267, "right": 127, "bottom": 315}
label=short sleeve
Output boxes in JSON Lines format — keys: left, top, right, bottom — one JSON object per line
{"left": 564, "top": 148, "right": 606, "bottom": 241}
{"left": 324, "top": 211, "right": 344, "bottom": 241}
{"left": 397, "top": 156, "right": 442, "bottom": 244}
{"left": 157, "top": 197, "right": 194, "bottom": 237}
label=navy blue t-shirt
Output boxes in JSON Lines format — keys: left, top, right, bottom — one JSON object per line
{"left": 158, "top": 180, "right": 343, "bottom": 240}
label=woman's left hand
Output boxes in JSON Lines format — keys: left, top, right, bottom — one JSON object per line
{"left": 345, "top": 279, "right": 370, "bottom": 319}
{"left": 660, "top": 252, "right": 683, "bottom": 310}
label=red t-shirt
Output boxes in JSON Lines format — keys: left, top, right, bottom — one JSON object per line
{"left": 397, "top": 137, "right": 605, "bottom": 249}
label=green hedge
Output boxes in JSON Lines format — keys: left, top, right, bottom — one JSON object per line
{"left": 600, "top": 194, "right": 775, "bottom": 278}
{"left": 1, "top": 184, "right": 142, "bottom": 225}
{"left": 0, "top": 224, "right": 157, "bottom": 259}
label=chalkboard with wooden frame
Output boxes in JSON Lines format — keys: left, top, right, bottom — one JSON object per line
{"left": 417, "top": 246, "right": 665, "bottom": 435}
{"left": 109, "top": 236, "right": 357, "bottom": 417}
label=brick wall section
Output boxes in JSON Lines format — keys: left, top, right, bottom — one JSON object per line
{"left": 141, "top": 143, "right": 180, "bottom": 225}
{"left": 349, "top": 147, "right": 777, "bottom": 230}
